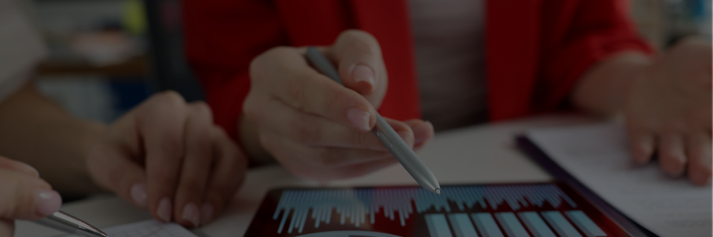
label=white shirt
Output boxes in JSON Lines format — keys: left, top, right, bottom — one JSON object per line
{"left": 0, "top": 0, "right": 46, "bottom": 102}
{"left": 409, "top": 0, "right": 487, "bottom": 131}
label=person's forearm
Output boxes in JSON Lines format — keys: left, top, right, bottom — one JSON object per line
{"left": 572, "top": 51, "right": 653, "bottom": 115}
{"left": 0, "top": 82, "right": 107, "bottom": 198}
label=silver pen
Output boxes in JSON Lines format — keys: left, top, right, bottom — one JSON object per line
{"left": 305, "top": 47, "right": 441, "bottom": 194}
{"left": 35, "top": 211, "right": 109, "bottom": 237}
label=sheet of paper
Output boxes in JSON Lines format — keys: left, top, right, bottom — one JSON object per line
{"left": 526, "top": 123, "right": 712, "bottom": 237}
{"left": 60, "top": 219, "right": 197, "bottom": 237}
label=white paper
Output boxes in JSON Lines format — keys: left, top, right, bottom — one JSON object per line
{"left": 60, "top": 219, "right": 197, "bottom": 237}
{"left": 526, "top": 123, "right": 712, "bottom": 237}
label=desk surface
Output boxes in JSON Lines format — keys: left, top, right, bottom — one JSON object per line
{"left": 15, "top": 114, "right": 596, "bottom": 237}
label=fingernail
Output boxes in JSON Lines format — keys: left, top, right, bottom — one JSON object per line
{"left": 635, "top": 144, "right": 653, "bottom": 164}
{"left": 35, "top": 189, "right": 62, "bottom": 216}
{"left": 157, "top": 197, "right": 172, "bottom": 222}
{"left": 18, "top": 161, "right": 39, "bottom": 177}
{"left": 130, "top": 183, "right": 147, "bottom": 207}
{"left": 352, "top": 64, "right": 375, "bottom": 87}
{"left": 347, "top": 108, "right": 371, "bottom": 131}
{"left": 200, "top": 203, "right": 214, "bottom": 225}
{"left": 412, "top": 121, "right": 434, "bottom": 144}
{"left": 182, "top": 203, "right": 200, "bottom": 227}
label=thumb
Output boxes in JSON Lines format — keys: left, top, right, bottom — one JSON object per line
{"left": 0, "top": 169, "right": 62, "bottom": 220}
{"left": 330, "top": 30, "right": 388, "bottom": 108}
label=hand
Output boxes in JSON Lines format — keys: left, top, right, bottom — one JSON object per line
{"left": 625, "top": 37, "right": 712, "bottom": 186}
{"left": 243, "top": 30, "right": 434, "bottom": 181}
{"left": 0, "top": 156, "right": 61, "bottom": 236}
{"left": 86, "top": 91, "right": 248, "bottom": 227}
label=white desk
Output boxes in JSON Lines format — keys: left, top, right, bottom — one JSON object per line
{"left": 15, "top": 114, "right": 596, "bottom": 237}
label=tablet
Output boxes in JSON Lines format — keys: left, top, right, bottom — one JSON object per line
{"left": 245, "top": 182, "right": 630, "bottom": 237}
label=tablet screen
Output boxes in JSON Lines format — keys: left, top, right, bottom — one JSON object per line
{"left": 245, "top": 182, "right": 630, "bottom": 236}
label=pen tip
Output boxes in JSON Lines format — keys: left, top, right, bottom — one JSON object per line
{"left": 434, "top": 188, "right": 440, "bottom": 195}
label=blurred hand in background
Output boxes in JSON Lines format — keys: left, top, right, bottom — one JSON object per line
{"left": 624, "top": 37, "right": 711, "bottom": 186}
{"left": 87, "top": 91, "right": 248, "bottom": 228}
{"left": 575, "top": 36, "right": 711, "bottom": 186}
{"left": 0, "top": 85, "right": 247, "bottom": 229}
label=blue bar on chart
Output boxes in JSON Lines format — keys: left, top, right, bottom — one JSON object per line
{"left": 518, "top": 212, "right": 556, "bottom": 237}
{"left": 425, "top": 214, "right": 453, "bottom": 237}
{"left": 494, "top": 212, "right": 530, "bottom": 237}
{"left": 448, "top": 213, "right": 479, "bottom": 237}
{"left": 541, "top": 211, "right": 582, "bottom": 237}
{"left": 565, "top": 210, "right": 607, "bottom": 237}
{"left": 472, "top": 213, "right": 504, "bottom": 237}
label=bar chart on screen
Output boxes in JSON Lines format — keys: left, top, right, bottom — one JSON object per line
{"left": 245, "top": 183, "right": 631, "bottom": 237}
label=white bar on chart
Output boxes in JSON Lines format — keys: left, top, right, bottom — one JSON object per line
{"left": 541, "top": 211, "right": 582, "bottom": 237}
{"left": 425, "top": 214, "right": 453, "bottom": 237}
{"left": 448, "top": 213, "right": 479, "bottom": 237}
{"left": 494, "top": 212, "right": 530, "bottom": 237}
{"left": 472, "top": 213, "right": 504, "bottom": 237}
{"left": 565, "top": 210, "right": 606, "bottom": 237}
{"left": 518, "top": 212, "right": 556, "bottom": 237}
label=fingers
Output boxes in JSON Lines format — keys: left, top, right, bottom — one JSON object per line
{"left": 628, "top": 120, "right": 712, "bottom": 186}
{"left": 686, "top": 134, "right": 712, "bottom": 186}
{"left": 0, "top": 156, "right": 38, "bottom": 177}
{"left": 136, "top": 92, "right": 188, "bottom": 222}
{"left": 627, "top": 128, "right": 656, "bottom": 164}
{"left": 86, "top": 98, "right": 149, "bottom": 209}
{"left": 261, "top": 132, "right": 398, "bottom": 181}
{"left": 256, "top": 98, "right": 404, "bottom": 150}
{"left": 658, "top": 133, "right": 687, "bottom": 177}
{"left": 249, "top": 47, "right": 377, "bottom": 132}
{"left": 93, "top": 91, "right": 247, "bottom": 227}
{"left": 261, "top": 131, "right": 396, "bottom": 170}
{"left": 404, "top": 120, "right": 435, "bottom": 149}
{"left": 330, "top": 30, "right": 387, "bottom": 98}
{"left": 259, "top": 115, "right": 414, "bottom": 182}
{"left": 0, "top": 168, "right": 61, "bottom": 221}
{"left": 86, "top": 142, "right": 147, "bottom": 208}
{"left": 200, "top": 128, "right": 247, "bottom": 226}
{"left": 174, "top": 102, "right": 214, "bottom": 227}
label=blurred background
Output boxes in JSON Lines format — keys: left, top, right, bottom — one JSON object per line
{"left": 16, "top": 0, "right": 713, "bottom": 124}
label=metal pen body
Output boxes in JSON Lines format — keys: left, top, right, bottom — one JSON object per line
{"left": 372, "top": 114, "right": 441, "bottom": 193}
{"left": 35, "top": 211, "right": 109, "bottom": 237}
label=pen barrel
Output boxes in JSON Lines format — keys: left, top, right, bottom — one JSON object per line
{"left": 36, "top": 215, "right": 80, "bottom": 234}
{"left": 372, "top": 114, "right": 440, "bottom": 193}
{"left": 35, "top": 211, "right": 107, "bottom": 237}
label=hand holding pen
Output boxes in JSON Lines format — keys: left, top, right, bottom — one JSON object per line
{"left": 242, "top": 30, "right": 436, "bottom": 182}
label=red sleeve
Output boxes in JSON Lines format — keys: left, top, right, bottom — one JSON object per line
{"left": 537, "top": 0, "right": 654, "bottom": 110}
{"left": 183, "top": 0, "right": 287, "bottom": 140}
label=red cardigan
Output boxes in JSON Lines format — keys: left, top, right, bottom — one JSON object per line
{"left": 183, "top": 0, "right": 652, "bottom": 140}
